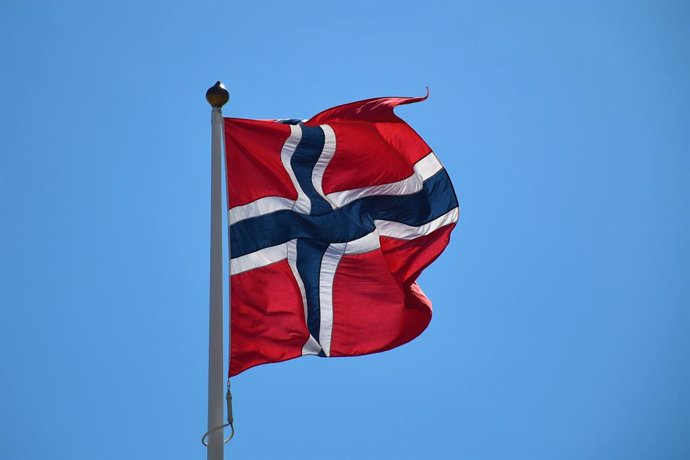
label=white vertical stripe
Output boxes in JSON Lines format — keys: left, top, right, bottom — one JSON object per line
{"left": 302, "top": 331, "right": 322, "bottom": 355}
{"left": 314, "top": 230, "right": 384, "bottom": 357}
{"left": 318, "top": 242, "right": 347, "bottom": 357}
{"left": 280, "top": 124, "right": 310, "bottom": 214}
{"left": 312, "top": 124, "right": 336, "bottom": 207}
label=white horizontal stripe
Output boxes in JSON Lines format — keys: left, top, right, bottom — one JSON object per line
{"left": 414, "top": 152, "right": 443, "bottom": 179}
{"left": 312, "top": 124, "right": 336, "bottom": 208}
{"left": 344, "top": 230, "right": 381, "bottom": 255}
{"left": 230, "top": 242, "right": 288, "bottom": 275}
{"left": 328, "top": 173, "right": 420, "bottom": 208}
{"left": 281, "top": 124, "right": 310, "bottom": 214}
{"left": 326, "top": 152, "right": 443, "bottom": 208}
{"left": 375, "top": 207, "right": 459, "bottom": 240}
{"left": 228, "top": 196, "right": 295, "bottom": 224}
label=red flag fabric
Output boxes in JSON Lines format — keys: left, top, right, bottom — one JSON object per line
{"left": 224, "top": 95, "right": 458, "bottom": 376}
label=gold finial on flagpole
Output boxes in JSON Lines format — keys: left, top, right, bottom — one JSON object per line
{"left": 206, "top": 81, "right": 230, "bottom": 108}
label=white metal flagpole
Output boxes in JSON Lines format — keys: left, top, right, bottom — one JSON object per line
{"left": 206, "top": 81, "right": 230, "bottom": 460}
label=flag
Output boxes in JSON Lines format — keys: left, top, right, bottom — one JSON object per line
{"left": 224, "top": 93, "right": 459, "bottom": 376}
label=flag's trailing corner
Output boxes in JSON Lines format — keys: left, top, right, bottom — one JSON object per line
{"left": 306, "top": 89, "right": 430, "bottom": 125}
{"left": 224, "top": 94, "right": 458, "bottom": 377}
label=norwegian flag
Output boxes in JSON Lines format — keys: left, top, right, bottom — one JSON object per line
{"left": 224, "top": 94, "right": 459, "bottom": 376}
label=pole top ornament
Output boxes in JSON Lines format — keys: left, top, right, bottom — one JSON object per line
{"left": 206, "top": 81, "right": 230, "bottom": 108}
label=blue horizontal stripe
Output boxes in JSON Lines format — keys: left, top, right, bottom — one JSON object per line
{"left": 230, "top": 170, "right": 458, "bottom": 259}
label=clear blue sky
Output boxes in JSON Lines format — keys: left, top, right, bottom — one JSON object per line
{"left": 1, "top": 1, "right": 688, "bottom": 459}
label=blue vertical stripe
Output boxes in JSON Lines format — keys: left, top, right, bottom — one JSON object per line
{"left": 295, "top": 239, "right": 329, "bottom": 344}
{"left": 290, "top": 125, "right": 332, "bottom": 216}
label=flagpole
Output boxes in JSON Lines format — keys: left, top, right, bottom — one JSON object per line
{"left": 206, "top": 81, "right": 230, "bottom": 460}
